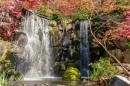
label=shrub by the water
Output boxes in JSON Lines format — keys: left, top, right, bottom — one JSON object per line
{"left": 89, "top": 57, "right": 122, "bottom": 82}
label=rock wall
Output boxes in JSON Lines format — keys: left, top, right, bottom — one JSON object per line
{"left": 48, "top": 20, "right": 94, "bottom": 76}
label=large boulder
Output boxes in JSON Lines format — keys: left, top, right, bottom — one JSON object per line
{"left": 108, "top": 49, "right": 123, "bottom": 63}
{"left": 62, "top": 67, "right": 81, "bottom": 81}
{"left": 14, "top": 32, "right": 27, "bottom": 55}
{"left": 107, "top": 75, "right": 130, "bottom": 86}
{"left": 113, "top": 37, "right": 129, "bottom": 50}
{"left": 123, "top": 49, "right": 130, "bottom": 63}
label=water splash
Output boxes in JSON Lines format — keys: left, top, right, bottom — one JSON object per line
{"left": 15, "top": 11, "right": 53, "bottom": 80}
{"left": 80, "top": 21, "right": 90, "bottom": 77}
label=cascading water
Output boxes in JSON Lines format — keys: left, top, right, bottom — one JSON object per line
{"left": 15, "top": 11, "right": 53, "bottom": 80}
{"left": 80, "top": 21, "right": 90, "bottom": 77}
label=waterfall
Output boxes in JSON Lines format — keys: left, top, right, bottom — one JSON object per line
{"left": 15, "top": 11, "right": 53, "bottom": 80}
{"left": 80, "top": 21, "right": 90, "bottom": 77}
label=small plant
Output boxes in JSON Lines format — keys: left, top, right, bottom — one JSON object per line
{"left": 47, "top": 14, "right": 66, "bottom": 24}
{"left": 89, "top": 57, "right": 121, "bottom": 82}
{"left": 0, "top": 67, "right": 10, "bottom": 86}
{"left": 126, "top": 42, "right": 130, "bottom": 48}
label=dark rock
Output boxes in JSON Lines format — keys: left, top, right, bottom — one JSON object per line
{"left": 67, "top": 30, "right": 75, "bottom": 40}
{"left": 74, "top": 20, "right": 80, "bottom": 30}
{"left": 52, "top": 30, "right": 62, "bottom": 47}
{"left": 62, "top": 47, "right": 68, "bottom": 51}
{"left": 107, "top": 75, "right": 130, "bottom": 86}
{"left": 62, "top": 37, "right": 71, "bottom": 48}
{"left": 113, "top": 37, "right": 129, "bottom": 50}
{"left": 123, "top": 49, "right": 130, "bottom": 63}
{"left": 108, "top": 49, "right": 123, "bottom": 63}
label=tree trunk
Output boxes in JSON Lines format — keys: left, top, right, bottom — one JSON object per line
{"left": 89, "top": 20, "right": 130, "bottom": 75}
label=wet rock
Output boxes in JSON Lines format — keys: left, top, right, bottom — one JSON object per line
{"left": 113, "top": 37, "right": 129, "bottom": 50}
{"left": 53, "top": 47, "right": 62, "bottom": 61}
{"left": 108, "top": 49, "right": 123, "bottom": 62}
{"left": 17, "top": 33, "right": 27, "bottom": 47}
{"left": 63, "top": 67, "right": 81, "bottom": 81}
{"left": 14, "top": 32, "right": 27, "bottom": 55}
{"left": 107, "top": 75, "right": 130, "bottom": 86}
{"left": 62, "top": 37, "right": 71, "bottom": 48}
{"left": 48, "top": 20, "right": 57, "bottom": 27}
{"left": 51, "top": 30, "right": 62, "bottom": 47}
{"left": 123, "top": 49, "right": 130, "bottom": 63}
{"left": 66, "top": 24, "right": 73, "bottom": 32}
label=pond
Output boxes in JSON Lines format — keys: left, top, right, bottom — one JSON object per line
{"left": 7, "top": 78, "right": 82, "bottom": 86}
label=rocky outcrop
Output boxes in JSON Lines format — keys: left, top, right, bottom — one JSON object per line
{"left": 107, "top": 75, "right": 130, "bottom": 86}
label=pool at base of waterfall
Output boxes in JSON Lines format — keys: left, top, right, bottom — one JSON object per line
{"left": 7, "top": 79, "right": 82, "bottom": 86}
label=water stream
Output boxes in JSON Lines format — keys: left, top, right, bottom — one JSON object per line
{"left": 80, "top": 21, "right": 90, "bottom": 77}
{"left": 15, "top": 11, "right": 53, "bottom": 80}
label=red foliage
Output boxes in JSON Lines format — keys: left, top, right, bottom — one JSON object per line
{"left": 119, "top": 11, "right": 130, "bottom": 40}
{"left": 0, "top": 0, "right": 54, "bottom": 39}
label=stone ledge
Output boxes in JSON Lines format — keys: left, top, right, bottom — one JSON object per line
{"left": 107, "top": 75, "right": 130, "bottom": 86}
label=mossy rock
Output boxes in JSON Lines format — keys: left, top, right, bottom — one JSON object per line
{"left": 62, "top": 67, "right": 81, "bottom": 81}
{"left": 0, "top": 40, "right": 11, "bottom": 62}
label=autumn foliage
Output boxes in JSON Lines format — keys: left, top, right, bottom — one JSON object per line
{"left": 0, "top": 0, "right": 54, "bottom": 39}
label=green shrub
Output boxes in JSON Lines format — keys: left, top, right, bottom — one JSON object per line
{"left": 34, "top": 6, "right": 48, "bottom": 15}
{"left": 47, "top": 14, "right": 66, "bottom": 24}
{"left": 89, "top": 57, "right": 121, "bottom": 82}
{"left": 126, "top": 42, "right": 130, "bottom": 48}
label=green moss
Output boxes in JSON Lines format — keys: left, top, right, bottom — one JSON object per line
{"left": 50, "top": 29, "right": 59, "bottom": 35}
{"left": 9, "top": 54, "right": 16, "bottom": 65}
{"left": 0, "top": 60, "right": 10, "bottom": 64}
{"left": 63, "top": 67, "right": 81, "bottom": 81}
